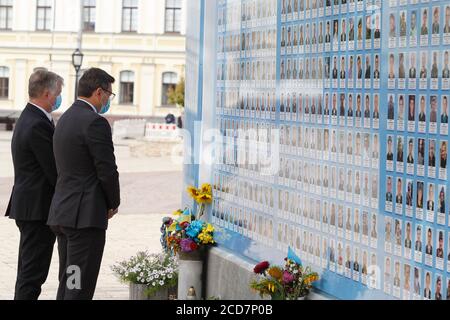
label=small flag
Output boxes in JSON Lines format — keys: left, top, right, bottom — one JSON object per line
{"left": 168, "top": 222, "right": 177, "bottom": 232}
{"left": 288, "top": 246, "right": 303, "bottom": 266}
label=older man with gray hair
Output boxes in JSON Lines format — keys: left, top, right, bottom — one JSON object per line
{"left": 5, "top": 69, "right": 64, "bottom": 300}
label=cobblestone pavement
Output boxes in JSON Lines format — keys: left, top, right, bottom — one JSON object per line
{"left": 0, "top": 131, "right": 183, "bottom": 300}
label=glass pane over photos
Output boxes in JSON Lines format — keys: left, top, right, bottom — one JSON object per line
{"left": 212, "top": 0, "right": 450, "bottom": 300}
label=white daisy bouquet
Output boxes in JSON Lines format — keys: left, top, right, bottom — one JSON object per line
{"left": 111, "top": 251, "right": 178, "bottom": 298}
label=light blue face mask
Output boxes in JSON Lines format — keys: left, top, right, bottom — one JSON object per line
{"left": 51, "top": 95, "right": 62, "bottom": 112}
{"left": 99, "top": 98, "right": 111, "bottom": 115}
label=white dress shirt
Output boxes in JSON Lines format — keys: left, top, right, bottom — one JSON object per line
{"left": 78, "top": 98, "right": 98, "bottom": 113}
{"left": 29, "top": 102, "right": 53, "bottom": 122}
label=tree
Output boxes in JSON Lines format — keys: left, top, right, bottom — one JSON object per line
{"left": 167, "top": 77, "right": 185, "bottom": 108}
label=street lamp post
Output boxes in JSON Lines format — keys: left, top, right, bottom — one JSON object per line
{"left": 72, "top": 48, "right": 84, "bottom": 101}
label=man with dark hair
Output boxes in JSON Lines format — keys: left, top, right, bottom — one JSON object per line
{"left": 6, "top": 69, "right": 64, "bottom": 300}
{"left": 48, "top": 67, "right": 120, "bottom": 300}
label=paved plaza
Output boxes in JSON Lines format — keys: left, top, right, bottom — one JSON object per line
{"left": 0, "top": 131, "right": 182, "bottom": 300}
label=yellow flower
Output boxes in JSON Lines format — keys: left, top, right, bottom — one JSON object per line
{"left": 196, "top": 193, "right": 212, "bottom": 204}
{"left": 198, "top": 229, "right": 215, "bottom": 244}
{"left": 267, "top": 267, "right": 283, "bottom": 280}
{"left": 200, "top": 183, "right": 212, "bottom": 194}
{"left": 173, "top": 209, "right": 183, "bottom": 216}
{"left": 204, "top": 223, "right": 215, "bottom": 233}
{"left": 187, "top": 186, "right": 200, "bottom": 199}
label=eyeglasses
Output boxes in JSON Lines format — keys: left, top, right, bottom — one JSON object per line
{"left": 102, "top": 88, "right": 116, "bottom": 101}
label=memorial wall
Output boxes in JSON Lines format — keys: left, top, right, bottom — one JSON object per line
{"left": 208, "top": 0, "right": 450, "bottom": 299}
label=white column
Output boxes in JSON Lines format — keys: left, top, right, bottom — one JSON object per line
{"left": 13, "top": 59, "right": 27, "bottom": 110}
{"left": 139, "top": 64, "right": 155, "bottom": 116}
{"left": 13, "top": 0, "right": 35, "bottom": 31}
{"left": 97, "top": 0, "right": 122, "bottom": 33}
{"left": 54, "top": 0, "right": 80, "bottom": 32}
{"left": 138, "top": 0, "right": 157, "bottom": 34}
{"left": 155, "top": 0, "right": 165, "bottom": 34}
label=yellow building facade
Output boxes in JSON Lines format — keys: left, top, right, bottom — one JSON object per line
{"left": 0, "top": 0, "right": 186, "bottom": 117}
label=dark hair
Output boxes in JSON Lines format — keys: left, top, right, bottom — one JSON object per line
{"left": 77, "top": 68, "right": 115, "bottom": 98}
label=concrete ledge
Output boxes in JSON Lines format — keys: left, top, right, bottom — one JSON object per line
{"left": 205, "top": 247, "right": 262, "bottom": 300}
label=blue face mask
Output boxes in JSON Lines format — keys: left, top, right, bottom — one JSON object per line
{"left": 52, "top": 95, "right": 62, "bottom": 112}
{"left": 99, "top": 98, "right": 111, "bottom": 115}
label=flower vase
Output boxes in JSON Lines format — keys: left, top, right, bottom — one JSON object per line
{"left": 177, "top": 247, "right": 206, "bottom": 300}
{"left": 129, "top": 283, "right": 150, "bottom": 300}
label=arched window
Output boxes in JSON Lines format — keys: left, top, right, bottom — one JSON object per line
{"left": 120, "top": 71, "right": 134, "bottom": 104}
{"left": 161, "top": 72, "right": 177, "bottom": 106}
{"left": 0, "top": 66, "right": 9, "bottom": 99}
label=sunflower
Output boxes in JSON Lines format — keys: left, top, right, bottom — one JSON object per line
{"left": 200, "top": 183, "right": 212, "bottom": 194}
{"left": 267, "top": 266, "right": 283, "bottom": 280}
{"left": 187, "top": 186, "right": 200, "bottom": 199}
{"left": 196, "top": 193, "right": 212, "bottom": 204}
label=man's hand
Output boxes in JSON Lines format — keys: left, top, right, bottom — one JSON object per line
{"left": 108, "top": 208, "right": 118, "bottom": 219}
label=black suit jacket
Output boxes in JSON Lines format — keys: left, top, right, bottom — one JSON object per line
{"left": 47, "top": 100, "right": 120, "bottom": 230}
{"left": 5, "top": 104, "right": 57, "bottom": 221}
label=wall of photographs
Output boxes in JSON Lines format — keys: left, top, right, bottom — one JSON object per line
{"left": 211, "top": 0, "right": 450, "bottom": 300}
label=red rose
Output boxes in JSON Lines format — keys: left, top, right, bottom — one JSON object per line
{"left": 180, "top": 221, "right": 190, "bottom": 229}
{"left": 189, "top": 242, "right": 198, "bottom": 251}
{"left": 253, "top": 261, "right": 270, "bottom": 274}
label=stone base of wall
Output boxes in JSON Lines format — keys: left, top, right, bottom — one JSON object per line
{"left": 204, "top": 247, "right": 262, "bottom": 300}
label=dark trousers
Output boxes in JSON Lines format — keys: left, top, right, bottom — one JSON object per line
{"left": 52, "top": 226, "right": 105, "bottom": 300}
{"left": 14, "top": 220, "right": 56, "bottom": 300}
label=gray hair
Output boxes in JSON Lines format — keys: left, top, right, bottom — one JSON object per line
{"left": 28, "top": 69, "right": 64, "bottom": 98}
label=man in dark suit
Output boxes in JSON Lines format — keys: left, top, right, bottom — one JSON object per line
{"left": 357, "top": 56, "right": 363, "bottom": 79}
{"left": 386, "top": 177, "right": 393, "bottom": 202}
{"left": 5, "top": 69, "right": 64, "bottom": 300}
{"left": 387, "top": 96, "right": 395, "bottom": 120}
{"left": 415, "top": 227, "right": 422, "bottom": 252}
{"left": 332, "top": 57, "right": 338, "bottom": 79}
{"left": 47, "top": 68, "right": 120, "bottom": 300}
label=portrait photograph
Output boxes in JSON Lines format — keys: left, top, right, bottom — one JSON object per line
{"left": 393, "top": 260, "right": 401, "bottom": 297}
{"left": 424, "top": 271, "right": 432, "bottom": 300}
{"left": 416, "top": 181, "right": 425, "bottom": 219}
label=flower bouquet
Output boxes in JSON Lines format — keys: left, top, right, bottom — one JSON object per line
{"left": 161, "top": 183, "right": 215, "bottom": 259}
{"left": 111, "top": 251, "right": 178, "bottom": 300}
{"left": 250, "top": 258, "right": 319, "bottom": 300}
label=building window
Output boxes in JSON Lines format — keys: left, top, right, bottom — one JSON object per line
{"left": 83, "top": 0, "right": 96, "bottom": 32}
{"left": 120, "top": 71, "right": 134, "bottom": 104}
{"left": 0, "top": 0, "right": 13, "bottom": 30}
{"left": 165, "top": 0, "right": 182, "bottom": 33}
{"left": 122, "top": 0, "right": 138, "bottom": 32}
{"left": 36, "top": 0, "right": 52, "bottom": 31}
{"left": 161, "top": 72, "right": 178, "bottom": 106}
{"left": 0, "top": 67, "right": 9, "bottom": 99}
